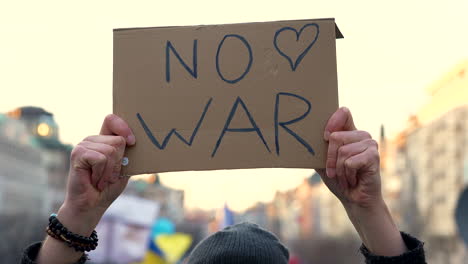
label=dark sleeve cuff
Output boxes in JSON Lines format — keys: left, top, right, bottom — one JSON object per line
{"left": 360, "top": 232, "right": 426, "bottom": 264}
{"left": 21, "top": 242, "right": 88, "bottom": 264}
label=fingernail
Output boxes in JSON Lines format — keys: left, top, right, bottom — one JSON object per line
{"left": 127, "top": 135, "right": 136, "bottom": 145}
{"left": 326, "top": 168, "right": 335, "bottom": 178}
{"left": 324, "top": 131, "right": 330, "bottom": 141}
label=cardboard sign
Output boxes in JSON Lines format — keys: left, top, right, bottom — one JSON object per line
{"left": 113, "top": 18, "right": 342, "bottom": 175}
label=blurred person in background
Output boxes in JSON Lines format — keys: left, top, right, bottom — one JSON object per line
{"left": 21, "top": 107, "right": 426, "bottom": 264}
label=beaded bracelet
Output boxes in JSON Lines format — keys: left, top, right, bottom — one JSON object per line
{"left": 46, "top": 213, "right": 98, "bottom": 252}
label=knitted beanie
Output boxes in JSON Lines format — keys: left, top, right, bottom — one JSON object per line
{"left": 186, "top": 222, "right": 289, "bottom": 264}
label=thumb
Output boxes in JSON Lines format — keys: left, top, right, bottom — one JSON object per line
{"left": 324, "top": 107, "right": 357, "bottom": 141}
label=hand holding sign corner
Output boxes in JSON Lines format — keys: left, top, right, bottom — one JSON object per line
{"left": 274, "top": 23, "right": 320, "bottom": 71}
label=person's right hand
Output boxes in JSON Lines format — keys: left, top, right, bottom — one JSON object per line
{"left": 316, "top": 107, "right": 407, "bottom": 257}
{"left": 316, "top": 107, "right": 382, "bottom": 209}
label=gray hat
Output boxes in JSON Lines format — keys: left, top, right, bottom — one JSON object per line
{"left": 187, "top": 222, "right": 289, "bottom": 264}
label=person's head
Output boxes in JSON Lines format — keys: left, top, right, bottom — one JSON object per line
{"left": 186, "top": 222, "right": 289, "bottom": 264}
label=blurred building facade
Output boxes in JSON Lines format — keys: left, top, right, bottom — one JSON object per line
{"left": 0, "top": 114, "right": 49, "bottom": 263}
{"left": 237, "top": 173, "right": 356, "bottom": 243}
{"left": 0, "top": 114, "right": 49, "bottom": 216}
{"left": 314, "top": 179, "right": 356, "bottom": 238}
{"left": 380, "top": 125, "right": 403, "bottom": 225}
{"left": 239, "top": 202, "right": 270, "bottom": 230}
{"left": 0, "top": 107, "right": 71, "bottom": 263}
{"left": 383, "top": 60, "right": 468, "bottom": 263}
{"left": 270, "top": 187, "right": 301, "bottom": 241}
{"left": 7, "top": 107, "right": 72, "bottom": 211}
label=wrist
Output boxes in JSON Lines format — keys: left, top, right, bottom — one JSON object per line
{"left": 343, "top": 196, "right": 387, "bottom": 218}
{"left": 57, "top": 203, "right": 104, "bottom": 236}
{"left": 344, "top": 198, "right": 407, "bottom": 256}
{"left": 37, "top": 205, "right": 100, "bottom": 264}
{"left": 344, "top": 196, "right": 393, "bottom": 239}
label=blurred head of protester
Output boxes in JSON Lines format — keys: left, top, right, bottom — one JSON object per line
{"left": 186, "top": 222, "right": 289, "bottom": 264}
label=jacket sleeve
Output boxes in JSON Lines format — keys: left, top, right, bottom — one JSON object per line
{"left": 20, "top": 242, "right": 88, "bottom": 264}
{"left": 360, "top": 232, "right": 426, "bottom": 264}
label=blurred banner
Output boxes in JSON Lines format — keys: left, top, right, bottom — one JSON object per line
{"left": 219, "top": 203, "right": 235, "bottom": 229}
{"left": 148, "top": 218, "right": 175, "bottom": 257}
{"left": 144, "top": 218, "right": 193, "bottom": 263}
{"left": 155, "top": 233, "right": 192, "bottom": 263}
{"left": 105, "top": 195, "right": 161, "bottom": 227}
{"left": 138, "top": 251, "right": 168, "bottom": 264}
{"left": 90, "top": 195, "right": 160, "bottom": 263}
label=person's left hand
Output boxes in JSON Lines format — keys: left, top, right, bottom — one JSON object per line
{"left": 38, "top": 115, "right": 136, "bottom": 264}
{"left": 59, "top": 114, "right": 136, "bottom": 235}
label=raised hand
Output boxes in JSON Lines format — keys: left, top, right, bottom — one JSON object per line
{"left": 316, "top": 107, "right": 381, "bottom": 209}
{"left": 317, "top": 107, "right": 408, "bottom": 257}
{"left": 38, "top": 114, "right": 135, "bottom": 264}
{"left": 64, "top": 114, "right": 135, "bottom": 215}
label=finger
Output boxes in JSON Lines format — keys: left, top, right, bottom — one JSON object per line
{"left": 83, "top": 135, "right": 127, "bottom": 184}
{"left": 326, "top": 130, "right": 372, "bottom": 178}
{"left": 344, "top": 146, "right": 380, "bottom": 174}
{"left": 83, "top": 135, "right": 127, "bottom": 148}
{"left": 336, "top": 139, "right": 377, "bottom": 187}
{"left": 77, "top": 141, "right": 122, "bottom": 188}
{"left": 337, "top": 169, "right": 349, "bottom": 190}
{"left": 96, "top": 156, "right": 121, "bottom": 192}
{"left": 100, "top": 114, "right": 136, "bottom": 146}
{"left": 324, "top": 107, "right": 356, "bottom": 141}
{"left": 71, "top": 146, "right": 107, "bottom": 188}
{"left": 88, "top": 152, "right": 107, "bottom": 191}
{"left": 345, "top": 166, "right": 358, "bottom": 187}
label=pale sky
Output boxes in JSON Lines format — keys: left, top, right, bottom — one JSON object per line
{"left": 1, "top": 0, "right": 467, "bottom": 211}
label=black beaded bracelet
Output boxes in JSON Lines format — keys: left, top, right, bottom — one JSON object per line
{"left": 46, "top": 213, "right": 98, "bottom": 252}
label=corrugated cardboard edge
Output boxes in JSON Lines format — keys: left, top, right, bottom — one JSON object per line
{"left": 114, "top": 18, "right": 344, "bottom": 39}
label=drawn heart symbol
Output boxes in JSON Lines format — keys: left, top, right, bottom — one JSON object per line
{"left": 273, "top": 23, "right": 320, "bottom": 71}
